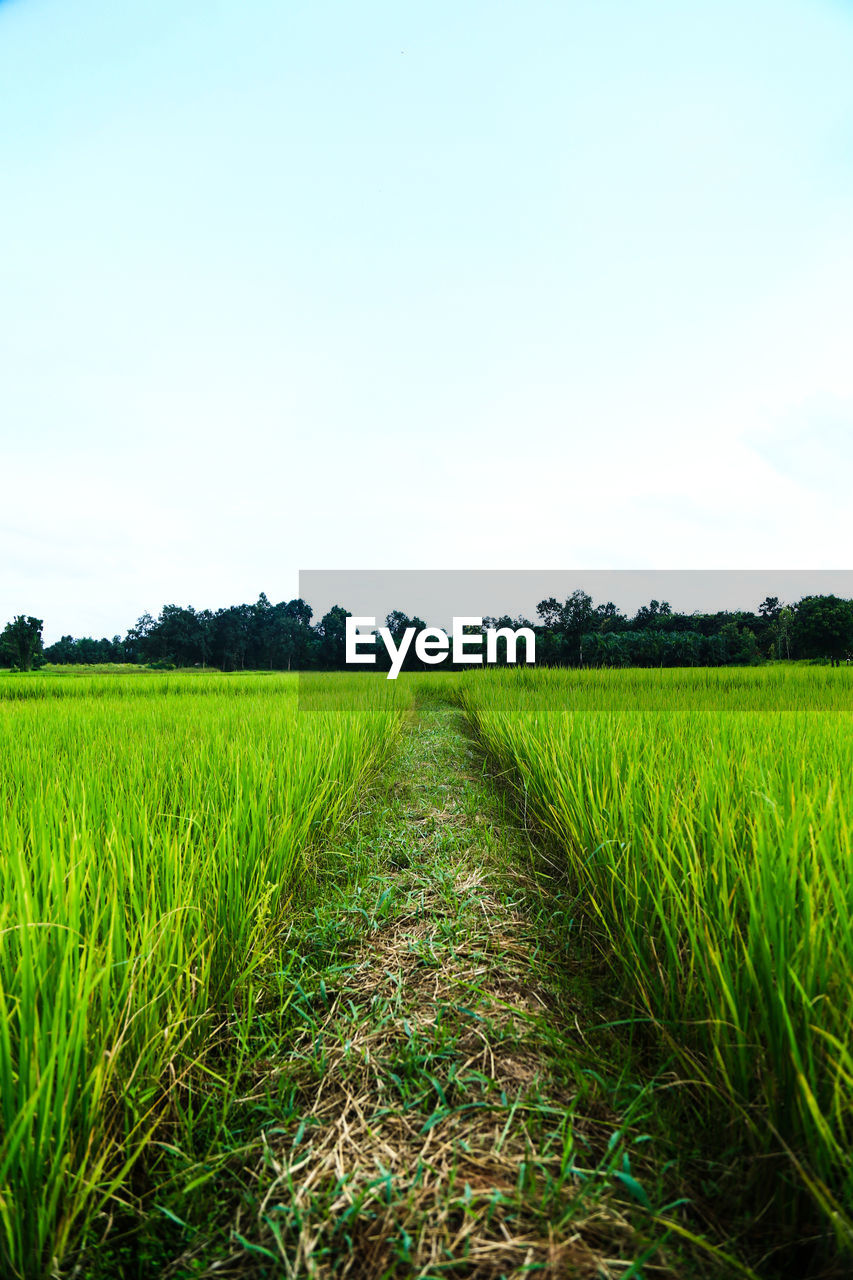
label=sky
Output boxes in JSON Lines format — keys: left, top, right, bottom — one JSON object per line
{"left": 1, "top": 0, "right": 852, "bottom": 641}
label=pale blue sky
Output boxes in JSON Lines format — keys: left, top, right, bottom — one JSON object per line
{"left": 2, "top": 0, "right": 852, "bottom": 639}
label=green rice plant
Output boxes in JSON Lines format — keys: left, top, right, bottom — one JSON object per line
{"left": 460, "top": 665, "right": 853, "bottom": 1252}
{"left": 0, "top": 672, "right": 405, "bottom": 1277}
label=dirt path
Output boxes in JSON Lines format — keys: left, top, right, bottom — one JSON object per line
{"left": 179, "top": 702, "right": 726, "bottom": 1279}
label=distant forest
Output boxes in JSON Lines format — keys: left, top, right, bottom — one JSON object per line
{"left": 3, "top": 590, "right": 853, "bottom": 672}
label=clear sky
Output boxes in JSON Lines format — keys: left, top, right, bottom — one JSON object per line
{"left": 2, "top": 0, "right": 852, "bottom": 641}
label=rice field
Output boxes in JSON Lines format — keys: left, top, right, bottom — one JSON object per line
{"left": 0, "top": 672, "right": 405, "bottom": 1277}
{"left": 460, "top": 665, "right": 853, "bottom": 1250}
{"left": 2, "top": 664, "right": 851, "bottom": 1274}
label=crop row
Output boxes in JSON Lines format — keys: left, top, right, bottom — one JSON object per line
{"left": 0, "top": 673, "right": 405, "bottom": 1276}
{"left": 460, "top": 665, "right": 853, "bottom": 1255}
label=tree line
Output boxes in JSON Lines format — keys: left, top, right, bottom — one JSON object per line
{"left": 2, "top": 590, "right": 853, "bottom": 673}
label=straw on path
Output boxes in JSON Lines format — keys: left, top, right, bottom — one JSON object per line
{"left": 198, "top": 704, "right": 679, "bottom": 1279}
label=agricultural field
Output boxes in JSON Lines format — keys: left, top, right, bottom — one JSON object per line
{"left": 0, "top": 665, "right": 850, "bottom": 1277}
{"left": 461, "top": 666, "right": 853, "bottom": 1263}
{"left": 0, "top": 672, "right": 406, "bottom": 1277}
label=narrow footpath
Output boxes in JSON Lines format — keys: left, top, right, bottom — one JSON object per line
{"left": 176, "top": 702, "right": 739, "bottom": 1280}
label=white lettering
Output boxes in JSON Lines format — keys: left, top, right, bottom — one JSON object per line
{"left": 345, "top": 616, "right": 376, "bottom": 664}
{"left": 379, "top": 625, "right": 417, "bottom": 679}
{"left": 452, "top": 616, "right": 483, "bottom": 664}
{"left": 415, "top": 627, "right": 450, "bottom": 664}
{"left": 486, "top": 626, "right": 535, "bottom": 664}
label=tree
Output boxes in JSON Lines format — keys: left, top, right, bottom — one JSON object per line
{"left": 792, "top": 595, "right": 853, "bottom": 662}
{"left": 0, "top": 616, "right": 44, "bottom": 670}
{"left": 279, "top": 599, "right": 315, "bottom": 668}
{"left": 43, "top": 634, "right": 76, "bottom": 664}
{"left": 253, "top": 594, "right": 277, "bottom": 669}
{"left": 594, "top": 601, "right": 625, "bottom": 632}
{"left": 283, "top": 598, "right": 313, "bottom": 629}
{"left": 718, "top": 621, "right": 760, "bottom": 665}
{"left": 212, "top": 604, "right": 254, "bottom": 671}
{"left": 536, "top": 591, "right": 594, "bottom": 665}
{"left": 776, "top": 606, "right": 793, "bottom": 660}
{"left": 152, "top": 605, "right": 209, "bottom": 666}
{"left": 317, "top": 605, "right": 352, "bottom": 669}
{"left": 257, "top": 599, "right": 315, "bottom": 670}
{"left": 633, "top": 599, "right": 673, "bottom": 629}
{"left": 124, "top": 612, "right": 157, "bottom": 663}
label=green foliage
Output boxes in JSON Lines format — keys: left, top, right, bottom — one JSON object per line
{"left": 316, "top": 603, "right": 352, "bottom": 669}
{"left": 461, "top": 664, "right": 853, "bottom": 1255}
{"left": 791, "top": 594, "right": 853, "bottom": 661}
{"left": 0, "top": 672, "right": 406, "bottom": 1277}
{"left": 20, "top": 590, "right": 853, "bottom": 671}
{"left": 0, "top": 615, "right": 44, "bottom": 670}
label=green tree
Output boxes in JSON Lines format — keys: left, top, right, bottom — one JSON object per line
{"left": 124, "top": 612, "right": 157, "bottom": 663}
{"left": 594, "top": 601, "right": 625, "bottom": 632}
{"left": 317, "top": 605, "right": 352, "bottom": 669}
{"left": 279, "top": 599, "right": 315, "bottom": 668}
{"left": 43, "top": 634, "right": 76, "bottom": 664}
{"left": 717, "top": 623, "right": 759, "bottom": 665}
{"left": 633, "top": 599, "right": 673, "bottom": 629}
{"left": 213, "top": 604, "right": 254, "bottom": 671}
{"left": 0, "top": 616, "right": 44, "bottom": 670}
{"left": 153, "top": 605, "right": 208, "bottom": 666}
{"left": 792, "top": 595, "right": 853, "bottom": 662}
{"left": 536, "top": 590, "right": 594, "bottom": 665}
{"left": 775, "top": 605, "right": 793, "bottom": 660}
